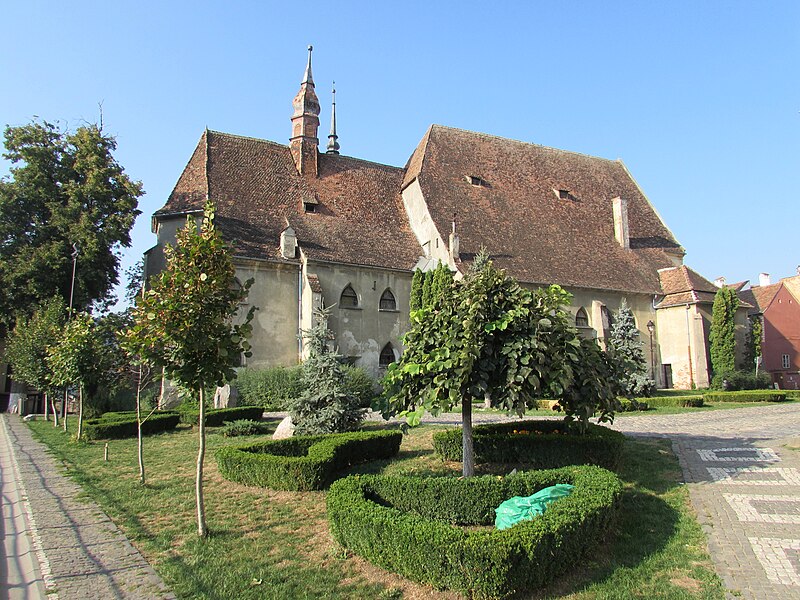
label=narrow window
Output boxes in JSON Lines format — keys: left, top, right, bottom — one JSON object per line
{"left": 340, "top": 285, "right": 358, "bottom": 308}
{"left": 379, "top": 288, "right": 397, "bottom": 311}
{"left": 379, "top": 343, "right": 396, "bottom": 368}
{"left": 575, "top": 307, "right": 589, "bottom": 327}
{"left": 783, "top": 354, "right": 791, "bottom": 369}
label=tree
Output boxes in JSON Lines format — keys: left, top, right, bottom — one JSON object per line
{"left": 123, "top": 200, "right": 254, "bottom": 536}
{"left": 431, "top": 261, "right": 454, "bottom": 305}
{"left": 47, "top": 312, "right": 103, "bottom": 439}
{"left": 3, "top": 297, "right": 66, "bottom": 424}
{"left": 379, "top": 257, "right": 583, "bottom": 476}
{"left": 421, "top": 269, "right": 435, "bottom": 308}
{"left": 709, "top": 287, "right": 739, "bottom": 379}
{"left": 0, "top": 119, "right": 142, "bottom": 332}
{"left": 607, "top": 299, "right": 655, "bottom": 397}
{"left": 287, "top": 308, "right": 365, "bottom": 434}
{"left": 409, "top": 269, "right": 424, "bottom": 312}
{"left": 744, "top": 315, "right": 763, "bottom": 371}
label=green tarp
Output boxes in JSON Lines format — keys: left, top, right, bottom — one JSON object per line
{"left": 494, "top": 484, "right": 575, "bottom": 530}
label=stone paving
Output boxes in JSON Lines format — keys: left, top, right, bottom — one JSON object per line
{"left": 0, "top": 414, "right": 174, "bottom": 599}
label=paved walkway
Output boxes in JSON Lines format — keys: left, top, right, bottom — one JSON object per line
{"left": 0, "top": 414, "right": 173, "bottom": 600}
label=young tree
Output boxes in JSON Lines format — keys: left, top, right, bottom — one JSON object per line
{"left": 709, "top": 287, "right": 739, "bottom": 379}
{"left": 287, "top": 308, "right": 365, "bottom": 434}
{"left": 379, "top": 258, "right": 582, "bottom": 476}
{"left": 3, "top": 297, "right": 66, "bottom": 424}
{"left": 744, "top": 315, "right": 763, "bottom": 372}
{"left": 0, "top": 119, "right": 142, "bottom": 331}
{"left": 409, "top": 269, "right": 424, "bottom": 312}
{"left": 607, "top": 299, "right": 655, "bottom": 397}
{"left": 123, "top": 200, "right": 254, "bottom": 537}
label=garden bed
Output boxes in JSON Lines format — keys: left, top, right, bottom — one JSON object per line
{"left": 215, "top": 429, "right": 402, "bottom": 491}
{"left": 327, "top": 465, "right": 622, "bottom": 599}
{"left": 433, "top": 420, "right": 625, "bottom": 469}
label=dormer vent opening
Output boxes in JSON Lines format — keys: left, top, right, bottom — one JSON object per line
{"left": 302, "top": 193, "right": 319, "bottom": 214}
{"left": 466, "top": 175, "right": 486, "bottom": 187}
{"left": 553, "top": 188, "right": 573, "bottom": 201}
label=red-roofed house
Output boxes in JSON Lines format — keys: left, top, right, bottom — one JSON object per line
{"left": 146, "top": 49, "right": 716, "bottom": 387}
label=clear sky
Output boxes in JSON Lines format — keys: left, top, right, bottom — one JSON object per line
{"left": 2, "top": 1, "right": 798, "bottom": 305}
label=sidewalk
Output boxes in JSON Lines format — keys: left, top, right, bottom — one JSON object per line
{"left": 0, "top": 414, "right": 173, "bottom": 600}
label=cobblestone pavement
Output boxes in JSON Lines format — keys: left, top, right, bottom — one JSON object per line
{"left": 365, "top": 403, "right": 800, "bottom": 599}
{"left": 0, "top": 414, "right": 174, "bottom": 600}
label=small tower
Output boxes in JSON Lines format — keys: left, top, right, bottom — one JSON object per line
{"left": 326, "top": 83, "right": 340, "bottom": 155}
{"left": 290, "top": 46, "right": 320, "bottom": 176}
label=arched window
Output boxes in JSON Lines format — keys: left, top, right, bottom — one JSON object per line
{"left": 379, "top": 288, "right": 397, "bottom": 311}
{"left": 575, "top": 307, "right": 589, "bottom": 327}
{"left": 340, "top": 285, "right": 358, "bottom": 308}
{"left": 379, "top": 343, "right": 396, "bottom": 368}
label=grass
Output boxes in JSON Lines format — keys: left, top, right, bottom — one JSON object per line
{"left": 27, "top": 418, "right": 725, "bottom": 599}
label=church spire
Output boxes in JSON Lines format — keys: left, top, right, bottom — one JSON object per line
{"left": 290, "top": 45, "right": 320, "bottom": 176}
{"left": 326, "top": 83, "right": 340, "bottom": 155}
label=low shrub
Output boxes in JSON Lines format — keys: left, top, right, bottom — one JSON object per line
{"left": 343, "top": 365, "right": 380, "bottom": 409}
{"left": 236, "top": 366, "right": 304, "bottom": 410}
{"left": 179, "top": 406, "right": 264, "bottom": 427}
{"left": 432, "top": 420, "right": 625, "bottom": 470}
{"left": 711, "top": 369, "right": 772, "bottom": 391}
{"left": 83, "top": 412, "right": 180, "bottom": 440}
{"left": 619, "top": 398, "right": 648, "bottom": 412}
{"left": 327, "top": 465, "right": 622, "bottom": 599}
{"left": 641, "top": 396, "right": 705, "bottom": 408}
{"left": 220, "top": 419, "right": 271, "bottom": 438}
{"left": 703, "top": 390, "right": 787, "bottom": 403}
{"left": 215, "top": 430, "right": 402, "bottom": 491}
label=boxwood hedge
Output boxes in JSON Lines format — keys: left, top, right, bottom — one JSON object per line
{"left": 83, "top": 412, "right": 180, "bottom": 440}
{"left": 644, "top": 395, "right": 705, "bottom": 408}
{"left": 703, "top": 390, "right": 787, "bottom": 403}
{"left": 433, "top": 420, "right": 625, "bottom": 469}
{"left": 215, "top": 429, "right": 402, "bottom": 491}
{"left": 327, "top": 465, "right": 622, "bottom": 599}
{"left": 179, "top": 406, "right": 264, "bottom": 426}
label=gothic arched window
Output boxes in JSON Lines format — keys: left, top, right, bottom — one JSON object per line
{"left": 340, "top": 285, "right": 358, "bottom": 308}
{"left": 379, "top": 343, "right": 396, "bottom": 368}
{"left": 379, "top": 288, "right": 397, "bottom": 311}
{"left": 575, "top": 307, "right": 589, "bottom": 327}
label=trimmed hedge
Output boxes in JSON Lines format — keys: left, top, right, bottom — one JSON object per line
{"left": 179, "top": 406, "right": 264, "bottom": 427}
{"left": 703, "top": 390, "right": 788, "bottom": 403}
{"left": 433, "top": 420, "right": 625, "bottom": 470}
{"left": 327, "top": 466, "right": 622, "bottom": 599}
{"left": 83, "top": 412, "right": 180, "bottom": 440}
{"left": 215, "top": 429, "right": 402, "bottom": 491}
{"left": 643, "top": 396, "right": 705, "bottom": 408}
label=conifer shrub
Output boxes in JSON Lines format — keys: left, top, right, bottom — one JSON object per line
{"left": 220, "top": 419, "right": 271, "bottom": 437}
{"left": 703, "top": 390, "right": 787, "bottom": 403}
{"left": 326, "top": 465, "right": 622, "bottom": 599}
{"left": 215, "top": 430, "right": 402, "bottom": 491}
{"left": 432, "top": 420, "right": 625, "bottom": 470}
{"left": 83, "top": 412, "right": 180, "bottom": 440}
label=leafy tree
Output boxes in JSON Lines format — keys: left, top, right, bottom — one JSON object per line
{"left": 379, "top": 257, "right": 587, "bottom": 476}
{"left": 287, "top": 308, "right": 365, "bottom": 434}
{"left": 607, "top": 299, "right": 655, "bottom": 397}
{"left": 409, "top": 269, "right": 424, "bottom": 312}
{"left": 123, "top": 200, "right": 254, "bottom": 536}
{"left": 46, "top": 312, "right": 103, "bottom": 438}
{"left": 709, "top": 287, "right": 739, "bottom": 378}
{"left": 0, "top": 119, "right": 142, "bottom": 332}
{"left": 3, "top": 297, "right": 66, "bottom": 424}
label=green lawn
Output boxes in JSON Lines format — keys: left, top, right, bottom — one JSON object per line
{"left": 28, "top": 418, "right": 725, "bottom": 599}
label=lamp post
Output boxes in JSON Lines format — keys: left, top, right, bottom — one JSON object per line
{"left": 647, "top": 320, "right": 656, "bottom": 384}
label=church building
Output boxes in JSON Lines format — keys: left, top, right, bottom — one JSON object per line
{"left": 146, "top": 47, "right": 726, "bottom": 390}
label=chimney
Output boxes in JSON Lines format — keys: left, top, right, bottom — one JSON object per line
{"left": 612, "top": 197, "right": 630, "bottom": 249}
{"left": 280, "top": 226, "right": 297, "bottom": 259}
{"left": 759, "top": 272, "right": 771, "bottom": 287}
{"left": 713, "top": 276, "right": 726, "bottom": 288}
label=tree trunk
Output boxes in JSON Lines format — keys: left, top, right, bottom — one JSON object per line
{"left": 196, "top": 386, "right": 208, "bottom": 537}
{"left": 63, "top": 389, "right": 69, "bottom": 433}
{"left": 137, "top": 365, "right": 145, "bottom": 485}
{"left": 483, "top": 391, "right": 491, "bottom": 409}
{"left": 51, "top": 396, "right": 59, "bottom": 427}
{"left": 77, "top": 386, "right": 84, "bottom": 440}
{"left": 44, "top": 393, "right": 49, "bottom": 422}
{"left": 462, "top": 396, "right": 475, "bottom": 477}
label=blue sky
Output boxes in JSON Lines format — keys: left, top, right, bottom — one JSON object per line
{"left": 2, "top": 1, "right": 798, "bottom": 304}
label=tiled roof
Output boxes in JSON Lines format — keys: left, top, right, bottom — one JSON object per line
{"left": 740, "top": 283, "right": 783, "bottom": 314}
{"left": 156, "top": 130, "right": 421, "bottom": 271}
{"left": 659, "top": 265, "right": 719, "bottom": 295}
{"left": 408, "top": 125, "right": 683, "bottom": 293}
